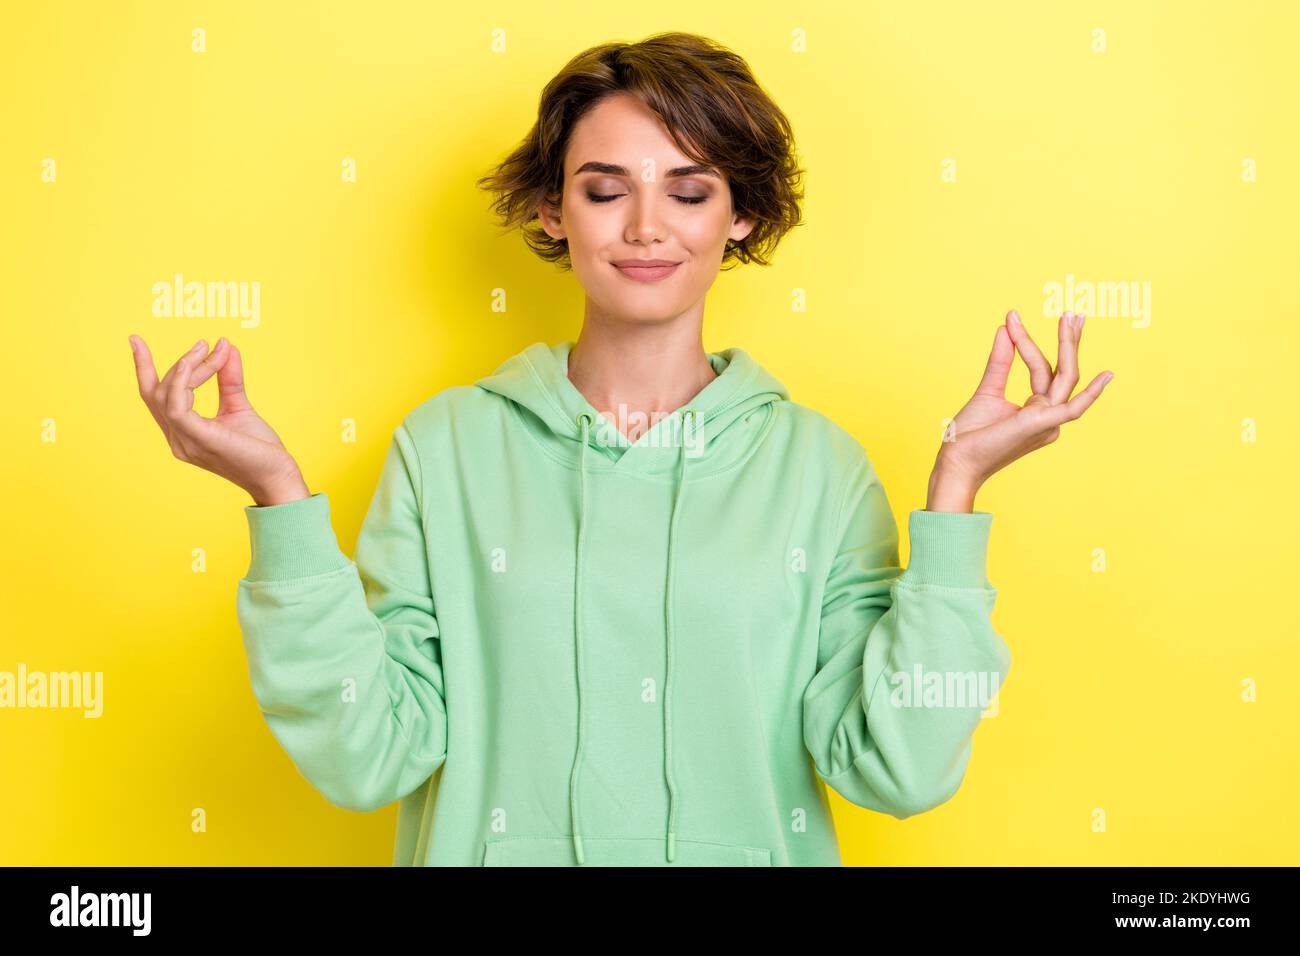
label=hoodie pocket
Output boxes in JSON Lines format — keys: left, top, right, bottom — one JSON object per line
{"left": 482, "top": 835, "right": 771, "bottom": 866}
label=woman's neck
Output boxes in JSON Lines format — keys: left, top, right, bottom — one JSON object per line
{"left": 567, "top": 318, "right": 717, "bottom": 442}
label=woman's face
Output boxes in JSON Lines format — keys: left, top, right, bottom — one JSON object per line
{"left": 538, "top": 92, "right": 755, "bottom": 324}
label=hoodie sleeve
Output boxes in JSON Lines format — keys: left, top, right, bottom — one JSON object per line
{"left": 235, "top": 421, "right": 448, "bottom": 813}
{"left": 802, "top": 454, "right": 1011, "bottom": 819}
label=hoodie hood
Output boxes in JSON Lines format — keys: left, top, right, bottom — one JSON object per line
{"left": 475, "top": 341, "right": 790, "bottom": 479}
{"left": 475, "top": 340, "right": 789, "bottom": 864}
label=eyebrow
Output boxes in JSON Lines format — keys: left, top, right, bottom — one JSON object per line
{"left": 572, "top": 161, "right": 721, "bottom": 179}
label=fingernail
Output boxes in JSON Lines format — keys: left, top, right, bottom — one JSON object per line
{"left": 1102, "top": 371, "right": 1114, "bottom": 384}
{"left": 215, "top": 336, "right": 227, "bottom": 349}
{"left": 191, "top": 339, "right": 206, "bottom": 352}
{"left": 128, "top": 335, "right": 137, "bottom": 352}
{"left": 1009, "top": 311, "right": 1021, "bottom": 325}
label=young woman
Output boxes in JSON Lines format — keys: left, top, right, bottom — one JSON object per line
{"left": 128, "top": 32, "right": 1111, "bottom": 866}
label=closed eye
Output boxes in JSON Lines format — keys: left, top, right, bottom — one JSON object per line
{"left": 586, "top": 193, "right": 708, "bottom": 205}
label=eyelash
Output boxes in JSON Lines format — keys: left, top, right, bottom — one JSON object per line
{"left": 586, "top": 192, "right": 708, "bottom": 205}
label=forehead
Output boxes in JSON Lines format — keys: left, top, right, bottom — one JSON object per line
{"left": 565, "top": 93, "right": 697, "bottom": 174}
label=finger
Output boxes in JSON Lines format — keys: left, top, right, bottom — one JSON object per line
{"left": 215, "top": 340, "right": 253, "bottom": 414}
{"left": 129, "top": 335, "right": 160, "bottom": 396}
{"left": 157, "top": 339, "right": 207, "bottom": 399}
{"left": 1047, "top": 312, "right": 1082, "bottom": 404}
{"left": 971, "top": 325, "right": 1016, "bottom": 399}
{"left": 1005, "top": 310, "right": 1053, "bottom": 396}
{"left": 1043, "top": 369, "right": 1112, "bottom": 427}
{"left": 164, "top": 341, "right": 211, "bottom": 428}
{"left": 188, "top": 337, "right": 230, "bottom": 391}
{"left": 148, "top": 340, "right": 210, "bottom": 461}
{"left": 152, "top": 342, "right": 204, "bottom": 458}
{"left": 150, "top": 339, "right": 206, "bottom": 433}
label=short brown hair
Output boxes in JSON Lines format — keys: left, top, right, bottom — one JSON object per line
{"left": 476, "top": 32, "right": 806, "bottom": 271}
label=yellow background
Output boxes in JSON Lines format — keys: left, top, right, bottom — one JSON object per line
{"left": 3, "top": 0, "right": 1297, "bottom": 865}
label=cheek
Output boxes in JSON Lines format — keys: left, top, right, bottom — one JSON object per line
{"left": 562, "top": 201, "right": 620, "bottom": 251}
{"left": 680, "top": 207, "right": 733, "bottom": 252}
{"left": 562, "top": 210, "right": 615, "bottom": 289}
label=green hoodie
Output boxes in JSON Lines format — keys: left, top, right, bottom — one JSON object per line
{"left": 235, "top": 340, "right": 1010, "bottom": 866}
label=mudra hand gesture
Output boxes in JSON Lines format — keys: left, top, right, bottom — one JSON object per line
{"left": 128, "top": 335, "right": 311, "bottom": 506}
{"left": 926, "top": 310, "right": 1114, "bottom": 512}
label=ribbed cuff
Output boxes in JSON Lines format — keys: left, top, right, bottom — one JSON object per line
{"left": 898, "top": 509, "right": 993, "bottom": 589}
{"left": 242, "top": 492, "right": 351, "bottom": 582}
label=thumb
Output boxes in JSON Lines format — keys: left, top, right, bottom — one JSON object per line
{"left": 970, "top": 324, "right": 1015, "bottom": 400}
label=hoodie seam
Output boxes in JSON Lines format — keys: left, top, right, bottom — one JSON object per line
{"left": 707, "top": 402, "right": 780, "bottom": 480}
{"left": 382, "top": 421, "right": 446, "bottom": 770}
{"left": 397, "top": 420, "right": 426, "bottom": 517}
{"left": 237, "top": 561, "right": 356, "bottom": 591}
{"left": 830, "top": 456, "right": 866, "bottom": 547}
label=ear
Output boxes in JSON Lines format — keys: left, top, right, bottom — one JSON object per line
{"left": 728, "top": 213, "right": 756, "bottom": 244}
{"left": 537, "top": 193, "right": 565, "bottom": 241}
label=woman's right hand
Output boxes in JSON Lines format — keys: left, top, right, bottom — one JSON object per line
{"left": 129, "top": 335, "right": 311, "bottom": 506}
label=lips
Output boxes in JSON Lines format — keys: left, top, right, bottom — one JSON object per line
{"left": 611, "top": 260, "right": 681, "bottom": 282}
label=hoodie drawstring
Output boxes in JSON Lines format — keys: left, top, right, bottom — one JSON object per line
{"left": 569, "top": 412, "right": 592, "bottom": 866}
{"left": 662, "top": 407, "right": 694, "bottom": 862}
{"left": 568, "top": 407, "right": 695, "bottom": 865}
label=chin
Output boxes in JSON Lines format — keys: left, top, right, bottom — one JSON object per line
{"left": 600, "top": 302, "right": 688, "bottom": 325}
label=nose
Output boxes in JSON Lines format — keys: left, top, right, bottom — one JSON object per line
{"left": 624, "top": 192, "right": 668, "bottom": 245}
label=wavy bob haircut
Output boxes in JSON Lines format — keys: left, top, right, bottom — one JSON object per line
{"left": 476, "top": 31, "right": 806, "bottom": 271}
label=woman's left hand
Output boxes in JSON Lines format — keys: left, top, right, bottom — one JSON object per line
{"left": 926, "top": 310, "right": 1114, "bottom": 511}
